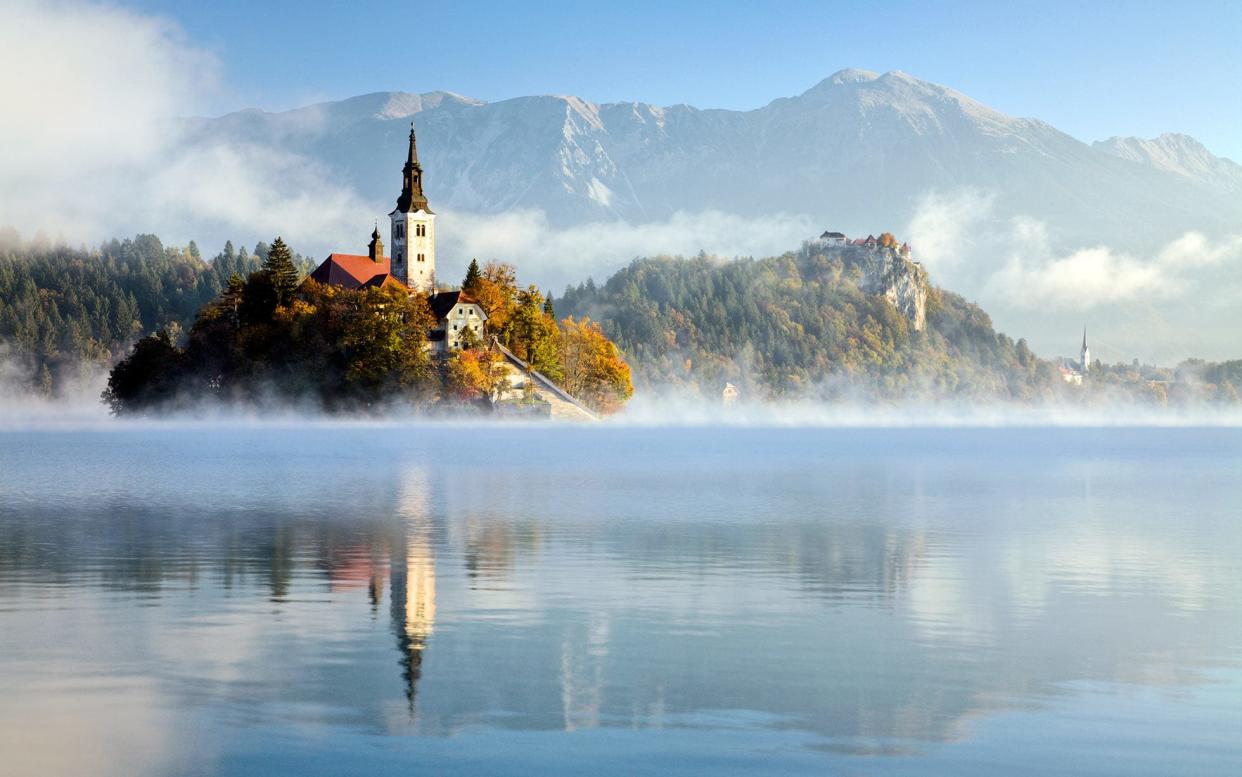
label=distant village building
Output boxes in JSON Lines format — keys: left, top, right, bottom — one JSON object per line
{"left": 722, "top": 382, "right": 739, "bottom": 405}
{"left": 1058, "top": 327, "right": 1091, "bottom": 385}
{"left": 818, "top": 230, "right": 848, "bottom": 245}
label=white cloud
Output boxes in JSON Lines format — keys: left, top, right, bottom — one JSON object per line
{"left": 905, "top": 188, "right": 995, "bottom": 275}
{"left": 438, "top": 208, "right": 818, "bottom": 290}
{"left": 0, "top": 0, "right": 371, "bottom": 252}
{"left": 985, "top": 231, "right": 1242, "bottom": 309}
{"left": 906, "top": 190, "right": 1242, "bottom": 311}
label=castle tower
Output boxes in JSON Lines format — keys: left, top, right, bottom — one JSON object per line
{"left": 1080, "top": 327, "right": 1090, "bottom": 374}
{"left": 389, "top": 122, "right": 436, "bottom": 292}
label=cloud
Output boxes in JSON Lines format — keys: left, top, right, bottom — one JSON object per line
{"left": 0, "top": 0, "right": 371, "bottom": 251}
{"left": 906, "top": 190, "right": 1242, "bottom": 311}
{"left": 985, "top": 229, "right": 1242, "bottom": 309}
{"left": 905, "top": 188, "right": 995, "bottom": 275}
{"left": 438, "top": 208, "right": 818, "bottom": 290}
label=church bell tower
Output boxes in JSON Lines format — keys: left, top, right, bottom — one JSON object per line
{"left": 389, "top": 122, "right": 436, "bottom": 292}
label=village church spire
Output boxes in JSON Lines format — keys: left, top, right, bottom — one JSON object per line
{"left": 1080, "top": 326, "right": 1090, "bottom": 374}
{"left": 389, "top": 121, "right": 436, "bottom": 291}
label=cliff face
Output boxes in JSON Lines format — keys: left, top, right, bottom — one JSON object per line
{"left": 842, "top": 245, "right": 928, "bottom": 331}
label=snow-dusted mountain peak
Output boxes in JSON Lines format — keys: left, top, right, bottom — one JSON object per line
{"left": 1095, "top": 133, "right": 1242, "bottom": 193}
{"left": 829, "top": 68, "right": 880, "bottom": 84}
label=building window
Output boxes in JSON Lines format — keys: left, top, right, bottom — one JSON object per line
{"left": 417, "top": 253, "right": 425, "bottom": 262}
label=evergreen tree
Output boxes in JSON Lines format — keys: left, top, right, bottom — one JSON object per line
{"left": 262, "top": 236, "right": 300, "bottom": 304}
{"left": 462, "top": 258, "right": 482, "bottom": 293}
{"left": 543, "top": 293, "right": 555, "bottom": 319}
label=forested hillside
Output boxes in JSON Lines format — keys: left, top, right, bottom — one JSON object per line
{"left": 558, "top": 244, "right": 1058, "bottom": 401}
{"left": 0, "top": 233, "right": 311, "bottom": 394}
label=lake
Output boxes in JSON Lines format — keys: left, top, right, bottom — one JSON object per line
{"left": 1, "top": 424, "right": 1240, "bottom": 775}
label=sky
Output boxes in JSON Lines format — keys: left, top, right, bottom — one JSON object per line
{"left": 123, "top": 0, "right": 1242, "bottom": 160}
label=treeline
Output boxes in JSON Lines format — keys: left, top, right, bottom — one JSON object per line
{"left": 1085, "top": 358, "right": 1242, "bottom": 405}
{"left": 0, "top": 231, "right": 311, "bottom": 394}
{"left": 558, "top": 245, "right": 1059, "bottom": 401}
{"left": 104, "top": 246, "right": 632, "bottom": 415}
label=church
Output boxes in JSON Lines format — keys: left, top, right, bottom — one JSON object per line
{"left": 308, "top": 123, "right": 487, "bottom": 353}
{"left": 305, "top": 124, "right": 598, "bottom": 420}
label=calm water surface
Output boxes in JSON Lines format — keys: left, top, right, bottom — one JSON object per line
{"left": 1, "top": 425, "right": 1240, "bottom": 775}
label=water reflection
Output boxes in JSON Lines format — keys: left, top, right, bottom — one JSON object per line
{"left": 1, "top": 426, "right": 1241, "bottom": 774}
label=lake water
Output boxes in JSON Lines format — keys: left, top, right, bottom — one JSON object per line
{"left": 1, "top": 424, "right": 1240, "bottom": 776}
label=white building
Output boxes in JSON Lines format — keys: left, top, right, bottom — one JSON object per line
{"left": 389, "top": 122, "right": 436, "bottom": 292}
{"left": 818, "top": 230, "right": 848, "bottom": 245}
{"left": 428, "top": 291, "right": 487, "bottom": 353}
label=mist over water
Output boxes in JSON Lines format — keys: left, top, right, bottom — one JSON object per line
{"left": 2, "top": 423, "right": 1241, "bottom": 775}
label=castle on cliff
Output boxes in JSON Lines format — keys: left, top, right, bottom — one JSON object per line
{"left": 814, "top": 229, "right": 927, "bottom": 331}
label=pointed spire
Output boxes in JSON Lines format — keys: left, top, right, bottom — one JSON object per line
{"left": 1082, "top": 326, "right": 1087, "bottom": 349}
{"left": 393, "top": 120, "right": 431, "bottom": 214}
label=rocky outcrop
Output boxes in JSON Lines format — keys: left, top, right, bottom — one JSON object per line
{"left": 845, "top": 245, "right": 928, "bottom": 331}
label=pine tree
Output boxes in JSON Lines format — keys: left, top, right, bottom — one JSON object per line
{"left": 262, "top": 236, "right": 300, "bottom": 304}
{"left": 463, "top": 258, "right": 481, "bottom": 293}
{"left": 543, "top": 293, "right": 555, "bottom": 319}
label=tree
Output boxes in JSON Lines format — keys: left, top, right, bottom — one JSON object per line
{"left": 462, "top": 258, "right": 482, "bottom": 293}
{"left": 262, "top": 236, "right": 300, "bottom": 304}
{"left": 339, "top": 286, "right": 436, "bottom": 399}
{"left": 239, "top": 270, "right": 277, "bottom": 326}
{"left": 443, "top": 347, "right": 507, "bottom": 402}
{"left": 509, "top": 286, "right": 562, "bottom": 382}
{"left": 559, "top": 316, "right": 633, "bottom": 414}
{"left": 101, "top": 330, "right": 184, "bottom": 414}
{"left": 543, "top": 293, "right": 555, "bottom": 319}
{"left": 469, "top": 261, "right": 519, "bottom": 333}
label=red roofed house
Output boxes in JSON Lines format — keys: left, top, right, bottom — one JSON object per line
{"left": 308, "top": 227, "right": 406, "bottom": 290}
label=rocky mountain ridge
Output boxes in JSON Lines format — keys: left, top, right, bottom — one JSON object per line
{"left": 187, "top": 69, "right": 1242, "bottom": 251}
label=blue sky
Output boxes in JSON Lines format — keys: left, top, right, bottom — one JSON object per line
{"left": 128, "top": 0, "right": 1242, "bottom": 159}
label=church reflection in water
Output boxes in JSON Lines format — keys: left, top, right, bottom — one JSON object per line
{"left": 388, "top": 468, "right": 437, "bottom": 717}
{"left": 389, "top": 523, "right": 436, "bottom": 715}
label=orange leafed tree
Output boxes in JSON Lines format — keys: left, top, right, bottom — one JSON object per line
{"left": 559, "top": 316, "right": 633, "bottom": 414}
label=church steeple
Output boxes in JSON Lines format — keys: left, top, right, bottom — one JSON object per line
{"left": 395, "top": 122, "right": 432, "bottom": 214}
{"left": 1080, "top": 326, "right": 1090, "bottom": 374}
{"left": 389, "top": 122, "right": 437, "bottom": 291}
{"left": 368, "top": 222, "right": 384, "bottom": 262}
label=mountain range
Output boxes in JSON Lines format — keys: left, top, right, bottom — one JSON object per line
{"left": 189, "top": 68, "right": 1241, "bottom": 250}
{"left": 181, "top": 69, "right": 1242, "bottom": 363}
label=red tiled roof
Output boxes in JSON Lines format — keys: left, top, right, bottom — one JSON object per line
{"left": 309, "top": 253, "right": 407, "bottom": 290}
